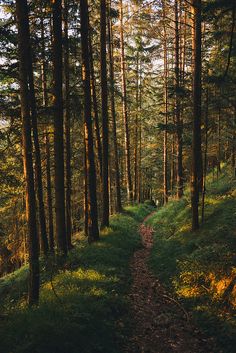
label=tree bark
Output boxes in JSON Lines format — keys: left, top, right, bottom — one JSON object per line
{"left": 41, "top": 16, "right": 54, "bottom": 253}
{"left": 191, "top": 0, "right": 203, "bottom": 231}
{"left": 18, "top": 0, "right": 49, "bottom": 257}
{"left": 162, "top": 0, "right": 168, "bottom": 205}
{"left": 232, "top": 107, "right": 236, "bottom": 177}
{"left": 100, "top": 0, "right": 109, "bottom": 227}
{"left": 134, "top": 52, "right": 139, "bottom": 202}
{"left": 28, "top": 26, "right": 49, "bottom": 257}
{"left": 138, "top": 80, "right": 142, "bottom": 203}
{"left": 175, "top": 0, "right": 184, "bottom": 199}
{"left": 201, "top": 88, "right": 209, "bottom": 224}
{"left": 108, "top": 3, "right": 122, "bottom": 212}
{"left": 63, "top": 0, "right": 72, "bottom": 249}
{"left": 45, "top": 132, "right": 55, "bottom": 252}
{"left": 217, "top": 106, "right": 221, "bottom": 178}
{"left": 16, "top": 0, "right": 40, "bottom": 305}
{"left": 83, "top": 129, "right": 89, "bottom": 237}
{"left": 120, "top": 0, "right": 133, "bottom": 202}
{"left": 52, "top": 0, "right": 67, "bottom": 254}
{"left": 80, "top": 0, "right": 100, "bottom": 242}
{"left": 89, "top": 32, "right": 103, "bottom": 180}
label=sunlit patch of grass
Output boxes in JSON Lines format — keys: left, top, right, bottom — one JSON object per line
{"left": 0, "top": 203, "right": 153, "bottom": 353}
{"left": 176, "top": 285, "right": 202, "bottom": 298}
{"left": 206, "top": 196, "right": 221, "bottom": 205}
{"left": 179, "top": 223, "right": 191, "bottom": 233}
{"left": 148, "top": 168, "right": 236, "bottom": 353}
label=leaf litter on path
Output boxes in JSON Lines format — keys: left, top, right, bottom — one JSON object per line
{"left": 125, "top": 215, "right": 216, "bottom": 353}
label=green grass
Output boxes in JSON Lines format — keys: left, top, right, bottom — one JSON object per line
{"left": 0, "top": 204, "right": 153, "bottom": 353}
{"left": 147, "top": 169, "right": 236, "bottom": 353}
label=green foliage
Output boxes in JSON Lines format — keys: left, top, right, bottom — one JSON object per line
{"left": 147, "top": 170, "right": 236, "bottom": 353}
{"left": 143, "top": 199, "right": 156, "bottom": 207}
{"left": 0, "top": 204, "right": 152, "bottom": 353}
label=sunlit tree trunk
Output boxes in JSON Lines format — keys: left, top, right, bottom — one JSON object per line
{"left": 100, "top": 0, "right": 109, "bottom": 227}
{"left": 24, "top": 2, "right": 49, "bottom": 257}
{"left": 16, "top": 0, "right": 40, "bottom": 305}
{"left": 89, "top": 32, "right": 103, "bottom": 180}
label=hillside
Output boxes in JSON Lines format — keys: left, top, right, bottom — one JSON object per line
{"left": 147, "top": 168, "right": 236, "bottom": 353}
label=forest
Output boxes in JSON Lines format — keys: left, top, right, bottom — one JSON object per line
{"left": 0, "top": 0, "right": 236, "bottom": 352}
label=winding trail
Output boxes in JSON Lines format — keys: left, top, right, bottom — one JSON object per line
{"left": 125, "top": 212, "right": 213, "bottom": 353}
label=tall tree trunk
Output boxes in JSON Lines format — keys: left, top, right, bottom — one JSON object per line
{"left": 138, "top": 80, "right": 142, "bottom": 203}
{"left": 108, "top": 3, "right": 122, "bottom": 212}
{"left": 134, "top": 52, "right": 139, "bottom": 202}
{"left": 175, "top": 0, "right": 183, "bottom": 199}
{"left": 80, "top": 0, "right": 99, "bottom": 242}
{"left": 41, "top": 16, "right": 54, "bottom": 253}
{"left": 232, "top": 107, "right": 236, "bottom": 177}
{"left": 100, "top": 0, "right": 109, "bottom": 227}
{"left": 63, "top": 0, "right": 72, "bottom": 249}
{"left": 89, "top": 32, "right": 103, "bottom": 180}
{"left": 52, "top": 0, "right": 67, "bottom": 254}
{"left": 16, "top": 0, "right": 40, "bottom": 305}
{"left": 27, "top": 24, "right": 49, "bottom": 257}
{"left": 29, "top": 98, "right": 49, "bottom": 256}
{"left": 45, "top": 132, "right": 55, "bottom": 252}
{"left": 170, "top": 135, "right": 176, "bottom": 194}
{"left": 83, "top": 129, "right": 89, "bottom": 237}
{"left": 120, "top": 0, "right": 133, "bottom": 202}
{"left": 217, "top": 106, "right": 221, "bottom": 178}
{"left": 162, "top": 0, "right": 168, "bottom": 205}
{"left": 191, "top": 0, "right": 203, "bottom": 231}
{"left": 201, "top": 88, "right": 209, "bottom": 224}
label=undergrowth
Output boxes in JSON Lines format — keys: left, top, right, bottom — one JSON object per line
{"left": 0, "top": 204, "right": 153, "bottom": 353}
{"left": 148, "top": 168, "right": 236, "bottom": 353}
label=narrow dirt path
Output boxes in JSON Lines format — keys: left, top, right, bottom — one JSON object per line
{"left": 125, "top": 213, "right": 213, "bottom": 353}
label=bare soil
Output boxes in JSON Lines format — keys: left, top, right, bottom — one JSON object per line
{"left": 125, "top": 214, "right": 215, "bottom": 353}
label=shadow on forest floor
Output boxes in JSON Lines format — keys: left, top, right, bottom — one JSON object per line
{"left": 0, "top": 204, "right": 153, "bottom": 353}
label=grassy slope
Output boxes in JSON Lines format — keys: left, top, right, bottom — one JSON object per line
{"left": 0, "top": 204, "right": 152, "bottom": 353}
{"left": 147, "top": 169, "right": 236, "bottom": 353}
